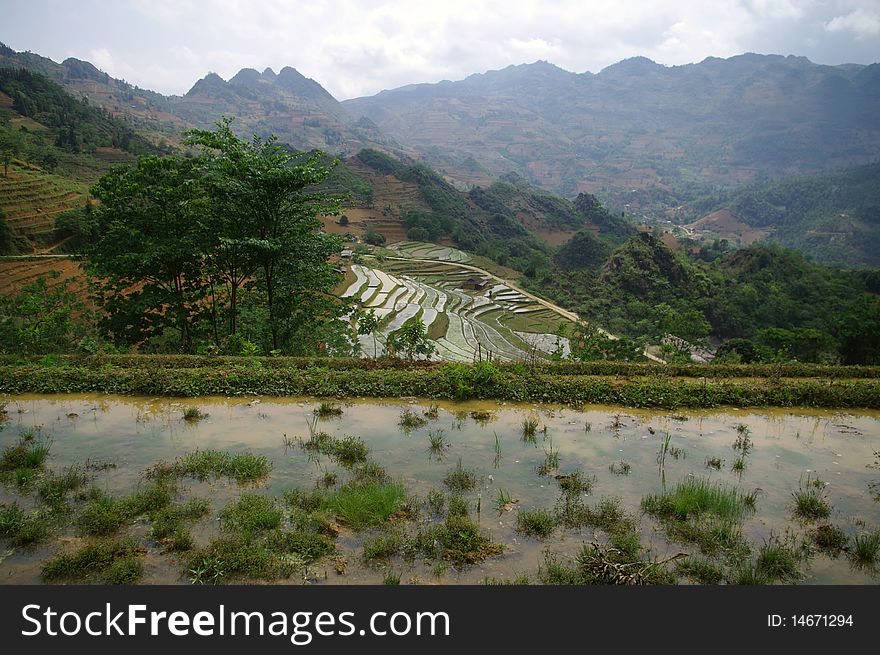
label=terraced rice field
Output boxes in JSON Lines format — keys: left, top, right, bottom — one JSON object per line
{"left": 386, "top": 240, "right": 472, "bottom": 263}
{"left": 0, "top": 164, "right": 89, "bottom": 244}
{"left": 342, "top": 260, "right": 570, "bottom": 361}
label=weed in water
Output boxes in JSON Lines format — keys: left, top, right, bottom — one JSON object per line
{"left": 426, "top": 489, "right": 445, "bottom": 517}
{"left": 469, "top": 410, "right": 494, "bottom": 425}
{"left": 535, "top": 440, "right": 560, "bottom": 476}
{"left": 495, "top": 488, "right": 518, "bottom": 514}
{"left": 425, "top": 515, "right": 503, "bottom": 566}
{"left": 443, "top": 459, "right": 477, "bottom": 492}
{"left": 727, "top": 560, "right": 772, "bottom": 586}
{"left": 850, "top": 530, "right": 880, "bottom": 566}
{"left": 155, "top": 449, "right": 271, "bottom": 484}
{"left": 521, "top": 416, "right": 539, "bottom": 441}
{"left": 556, "top": 470, "right": 594, "bottom": 495}
{"left": 642, "top": 478, "right": 758, "bottom": 522}
{"left": 705, "top": 457, "right": 722, "bottom": 470}
{"left": 792, "top": 475, "right": 832, "bottom": 521}
{"left": 756, "top": 534, "right": 802, "bottom": 582}
{"left": 423, "top": 405, "right": 440, "bottom": 420}
{"left": 318, "top": 471, "right": 338, "bottom": 488}
{"left": 38, "top": 465, "right": 89, "bottom": 510}
{"left": 330, "top": 436, "right": 369, "bottom": 467}
{"left": 811, "top": 524, "right": 848, "bottom": 555}
{"left": 362, "top": 530, "right": 404, "bottom": 562}
{"left": 540, "top": 542, "right": 675, "bottom": 585}
{"left": 77, "top": 476, "right": 176, "bottom": 536}
{"left": 41, "top": 538, "right": 145, "bottom": 584}
{"left": 350, "top": 461, "right": 390, "bottom": 486}
{"left": 675, "top": 557, "right": 725, "bottom": 584}
{"left": 383, "top": 571, "right": 401, "bottom": 585}
{"left": 322, "top": 481, "right": 406, "bottom": 529}
{"left": 642, "top": 478, "right": 756, "bottom": 555}
{"left": 314, "top": 402, "right": 343, "bottom": 419}
{"left": 447, "top": 495, "right": 470, "bottom": 517}
{"left": 515, "top": 507, "right": 557, "bottom": 539}
{"left": 656, "top": 432, "right": 672, "bottom": 468}
{"left": 1, "top": 430, "right": 51, "bottom": 488}
{"left": 182, "top": 407, "right": 208, "bottom": 422}
{"left": 609, "top": 461, "right": 631, "bottom": 475}
{"left": 0, "top": 503, "right": 52, "bottom": 546}
{"left": 219, "top": 494, "right": 282, "bottom": 536}
{"left": 151, "top": 499, "right": 210, "bottom": 552}
{"left": 427, "top": 429, "right": 449, "bottom": 459}
{"left": 398, "top": 409, "right": 427, "bottom": 432}
{"left": 731, "top": 455, "right": 747, "bottom": 474}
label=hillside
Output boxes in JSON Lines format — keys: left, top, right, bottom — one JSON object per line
{"left": 335, "top": 149, "right": 632, "bottom": 273}
{"left": 343, "top": 54, "right": 880, "bottom": 213}
{"left": 524, "top": 232, "right": 880, "bottom": 364}
{"left": 175, "top": 67, "right": 404, "bottom": 155}
{"left": 678, "top": 162, "right": 880, "bottom": 267}
{"left": 0, "top": 67, "right": 165, "bottom": 253}
{"left": 0, "top": 42, "right": 403, "bottom": 158}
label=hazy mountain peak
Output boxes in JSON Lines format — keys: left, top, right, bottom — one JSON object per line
{"left": 229, "top": 67, "right": 262, "bottom": 86}
{"left": 600, "top": 56, "right": 663, "bottom": 75}
{"left": 185, "top": 72, "right": 227, "bottom": 96}
{"left": 262, "top": 67, "right": 276, "bottom": 78}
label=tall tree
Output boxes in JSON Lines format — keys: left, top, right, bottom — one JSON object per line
{"left": 184, "top": 118, "right": 344, "bottom": 352}
{"left": 87, "top": 156, "right": 209, "bottom": 350}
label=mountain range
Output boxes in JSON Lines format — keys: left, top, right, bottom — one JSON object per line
{"left": 1, "top": 42, "right": 879, "bottom": 265}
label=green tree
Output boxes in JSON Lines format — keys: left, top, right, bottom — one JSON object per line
{"left": 87, "top": 156, "right": 209, "bottom": 350}
{"left": 357, "top": 308, "right": 380, "bottom": 358}
{"left": 387, "top": 318, "right": 435, "bottom": 360}
{"left": 0, "top": 274, "right": 91, "bottom": 355}
{"left": 0, "top": 126, "right": 24, "bottom": 177}
{"left": 184, "top": 118, "right": 344, "bottom": 352}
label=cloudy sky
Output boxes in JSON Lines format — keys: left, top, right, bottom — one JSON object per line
{"left": 2, "top": 0, "right": 879, "bottom": 99}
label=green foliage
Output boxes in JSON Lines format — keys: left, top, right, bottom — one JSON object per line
{"left": 85, "top": 117, "right": 349, "bottom": 355}
{"left": 155, "top": 449, "right": 271, "bottom": 483}
{"left": 515, "top": 507, "right": 557, "bottom": 538}
{"left": 2, "top": 358, "right": 880, "bottom": 408}
{"left": 0, "top": 503, "right": 52, "bottom": 546}
{"left": 387, "top": 318, "right": 435, "bottom": 360}
{"left": 540, "top": 541, "right": 674, "bottom": 585}
{"left": 362, "top": 228, "right": 385, "bottom": 246}
{"left": 321, "top": 480, "right": 406, "bottom": 529}
{"left": 528, "top": 229, "right": 880, "bottom": 364}
{"left": 0, "top": 68, "right": 156, "bottom": 156}
{"left": 0, "top": 275, "right": 92, "bottom": 355}
{"left": 41, "top": 538, "right": 145, "bottom": 584}
{"left": 686, "top": 162, "right": 880, "bottom": 267}
{"left": 442, "top": 459, "right": 478, "bottom": 492}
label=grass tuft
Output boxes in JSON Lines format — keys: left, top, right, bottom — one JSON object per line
{"left": 42, "top": 538, "right": 145, "bottom": 584}
{"left": 515, "top": 508, "right": 557, "bottom": 539}
{"left": 443, "top": 459, "right": 477, "bottom": 492}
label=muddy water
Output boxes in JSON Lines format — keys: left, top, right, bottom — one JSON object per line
{"left": 1, "top": 394, "right": 878, "bottom": 585}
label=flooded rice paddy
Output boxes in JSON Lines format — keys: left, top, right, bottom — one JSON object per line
{"left": 1, "top": 394, "right": 878, "bottom": 584}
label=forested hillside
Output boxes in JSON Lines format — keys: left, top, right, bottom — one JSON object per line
{"left": 679, "top": 162, "right": 880, "bottom": 267}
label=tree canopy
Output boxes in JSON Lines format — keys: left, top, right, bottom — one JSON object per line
{"left": 86, "top": 118, "right": 355, "bottom": 355}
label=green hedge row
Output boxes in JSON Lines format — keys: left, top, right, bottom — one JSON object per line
{"left": 0, "top": 355, "right": 878, "bottom": 379}
{"left": 1, "top": 364, "right": 878, "bottom": 409}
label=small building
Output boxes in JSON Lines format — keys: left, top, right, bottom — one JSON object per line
{"left": 462, "top": 276, "right": 489, "bottom": 291}
{"left": 340, "top": 249, "right": 353, "bottom": 258}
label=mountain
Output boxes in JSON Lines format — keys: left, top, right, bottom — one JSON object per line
{"left": 0, "top": 67, "right": 166, "bottom": 252}
{"left": 176, "top": 66, "right": 402, "bottom": 154}
{"left": 0, "top": 43, "right": 403, "bottom": 156}
{"left": 677, "top": 162, "right": 880, "bottom": 267}
{"left": 343, "top": 54, "right": 880, "bottom": 212}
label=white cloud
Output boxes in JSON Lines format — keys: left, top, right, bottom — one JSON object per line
{"left": 825, "top": 8, "right": 880, "bottom": 39}
{"left": 19, "top": 0, "right": 878, "bottom": 99}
